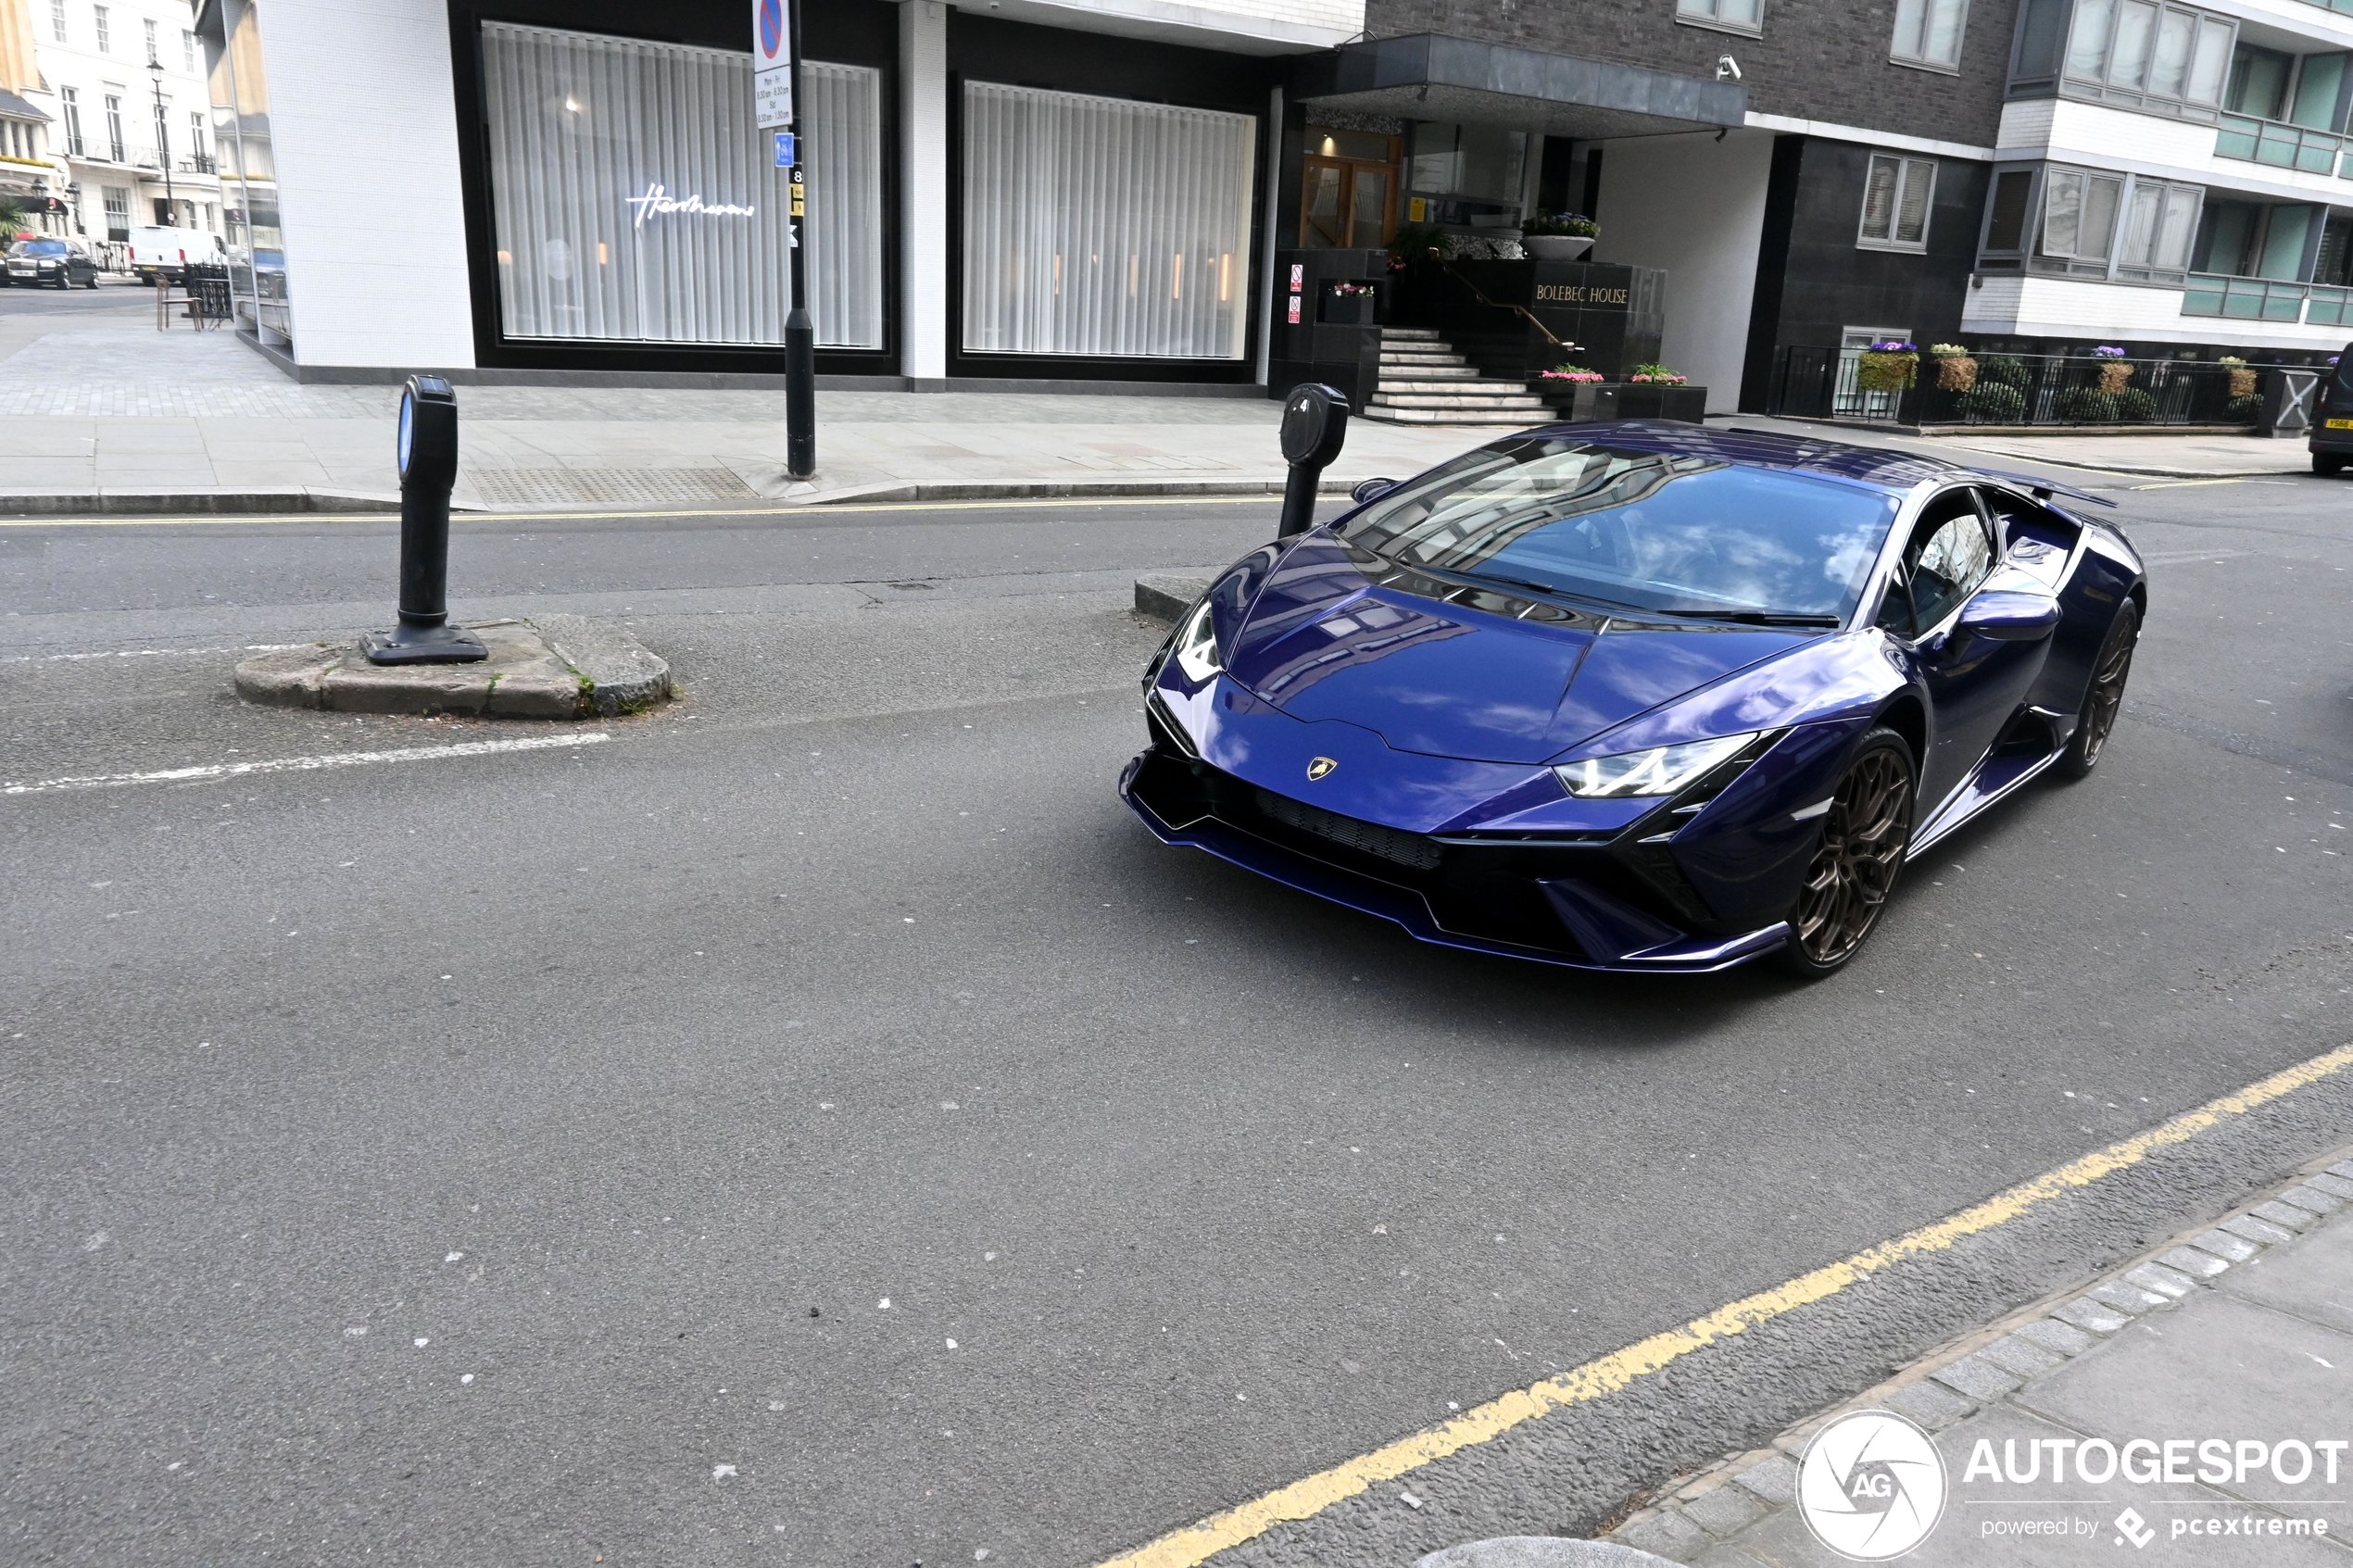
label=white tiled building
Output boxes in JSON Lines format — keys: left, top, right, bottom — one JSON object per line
{"left": 1966, "top": 0, "right": 2353, "bottom": 353}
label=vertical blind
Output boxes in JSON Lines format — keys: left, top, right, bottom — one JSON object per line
{"left": 963, "top": 82, "right": 1256, "bottom": 359}
{"left": 482, "top": 21, "right": 882, "bottom": 349}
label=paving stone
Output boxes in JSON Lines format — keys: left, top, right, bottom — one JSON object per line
{"left": 2212, "top": 1206, "right": 2353, "bottom": 1333}
{"left": 2280, "top": 1183, "right": 2345, "bottom": 1214}
{"left": 2328, "top": 1159, "right": 2353, "bottom": 1182}
{"left": 2123, "top": 1262, "right": 2196, "bottom": 1298}
{"left": 2086, "top": 1279, "right": 2169, "bottom": 1315}
{"left": 1882, "top": 1377, "right": 1976, "bottom": 1429}
{"left": 1979, "top": 1333, "right": 2065, "bottom": 1378}
{"left": 2188, "top": 1227, "right": 2261, "bottom": 1261}
{"left": 1930, "top": 1350, "right": 2022, "bottom": 1400}
{"left": 2158, "top": 1246, "right": 2230, "bottom": 1279}
{"left": 2052, "top": 1296, "right": 2132, "bottom": 1334}
{"left": 2012, "top": 1317, "right": 2095, "bottom": 1357}
{"left": 1613, "top": 1508, "right": 1711, "bottom": 1563}
{"left": 2252, "top": 1199, "right": 2322, "bottom": 1230}
{"left": 1690, "top": 1545, "right": 1770, "bottom": 1568}
{"left": 1678, "top": 1482, "right": 1766, "bottom": 1538}
{"left": 1416, "top": 1539, "right": 1682, "bottom": 1568}
{"left": 1729, "top": 1452, "right": 1799, "bottom": 1506}
{"left": 2221, "top": 1213, "right": 2299, "bottom": 1246}
{"left": 2304, "top": 1171, "right": 2353, "bottom": 1200}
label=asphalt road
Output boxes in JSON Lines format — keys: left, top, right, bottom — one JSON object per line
{"left": 4, "top": 472, "right": 2350, "bottom": 1567}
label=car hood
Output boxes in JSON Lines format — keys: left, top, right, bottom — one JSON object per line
{"left": 1222, "top": 533, "right": 1818, "bottom": 765}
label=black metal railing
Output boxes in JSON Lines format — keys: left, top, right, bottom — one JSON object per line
{"left": 1765, "top": 346, "right": 2273, "bottom": 427}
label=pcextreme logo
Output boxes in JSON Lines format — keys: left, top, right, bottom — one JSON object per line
{"left": 1797, "top": 1410, "right": 1949, "bottom": 1561}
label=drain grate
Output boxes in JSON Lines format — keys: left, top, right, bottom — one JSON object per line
{"left": 467, "top": 467, "right": 756, "bottom": 505}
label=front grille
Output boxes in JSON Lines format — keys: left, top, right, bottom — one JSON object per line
{"left": 1253, "top": 789, "right": 1443, "bottom": 871}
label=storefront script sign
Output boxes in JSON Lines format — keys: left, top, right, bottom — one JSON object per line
{"left": 624, "top": 183, "right": 758, "bottom": 229}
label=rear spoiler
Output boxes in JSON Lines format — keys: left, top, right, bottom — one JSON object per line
{"left": 1968, "top": 465, "right": 2117, "bottom": 509}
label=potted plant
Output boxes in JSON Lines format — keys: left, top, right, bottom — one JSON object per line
{"left": 1856, "top": 341, "right": 1918, "bottom": 391}
{"left": 1320, "top": 279, "right": 1378, "bottom": 325}
{"left": 1521, "top": 212, "right": 1599, "bottom": 262}
{"left": 1628, "top": 362, "right": 1687, "bottom": 384}
{"left": 1383, "top": 222, "right": 1455, "bottom": 272}
{"left": 2220, "top": 356, "right": 2256, "bottom": 402}
{"left": 1535, "top": 363, "right": 1604, "bottom": 384}
{"left": 1929, "top": 343, "right": 1977, "bottom": 392}
{"left": 2090, "top": 345, "right": 2133, "bottom": 395}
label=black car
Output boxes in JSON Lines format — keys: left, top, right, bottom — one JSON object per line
{"left": 3, "top": 238, "right": 99, "bottom": 289}
{"left": 2311, "top": 345, "right": 2353, "bottom": 476}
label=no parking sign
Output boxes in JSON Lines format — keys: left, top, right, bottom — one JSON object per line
{"left": 753, "top": 0, "right": 791, "bottom": 129}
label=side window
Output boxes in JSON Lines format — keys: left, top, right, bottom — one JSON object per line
{"left": 1874, "top": 561, "right": 1917, "bottom": 636}
{"left": 1907, "top": 491, "right": 1996, "bottom": 629}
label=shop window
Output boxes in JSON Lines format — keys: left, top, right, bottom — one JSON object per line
{"left": 480, "top": 22, "right": 884, "bottom": 351}
{"left": 1857, "top": 154, "right": 1935, "bottom": 252}
{"left": 963, "top": 82, "right": 1256, "bottom": 360}
{"left": 1891, "top": 0, "right": 1969, "bottom": 70}
{"left": 1677, "top": 0, "right": 1762, "bottom": 35}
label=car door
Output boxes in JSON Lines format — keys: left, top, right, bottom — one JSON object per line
{"left": 1882, "top": 485, "right": 2050, "bottom": 811}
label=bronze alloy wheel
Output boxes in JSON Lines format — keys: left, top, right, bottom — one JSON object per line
{"left": 2061, "top": 602, "right": 2139, "bottom": 778}
{"left": 1791, "top": 737, "right": 1916, "bottom": 970}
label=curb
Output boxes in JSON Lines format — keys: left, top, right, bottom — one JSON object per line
{"left": 788, "top": 476, "right": 1368, "bottom": 507}
{"left": 232, "top": 616, "right": 671, "bottom": 720}
{"left": 1599, "top": 1145, "right": 2353, "bottom": 1564}
{"left": 0, "top": 488, "right": 403, "bottom": 517}
{"left": 1135, "top": 573, "right": 1215, "bottom": 621}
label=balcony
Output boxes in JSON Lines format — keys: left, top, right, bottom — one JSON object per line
{"left": 2182, "top": 272, "right": 2353, "bottom": 325}
{"left": 2214, "top": 113, "right": 2352, "bottom": 178}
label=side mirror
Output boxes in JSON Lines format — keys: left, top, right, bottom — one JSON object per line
{"left": 1350, "top": 477, "right": 1398, "bottom": 504}
{"left": 1956, "top": 588, "right": 2060, "bottom": 641}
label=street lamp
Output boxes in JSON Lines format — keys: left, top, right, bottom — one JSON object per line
{"left": 145, "top": 54, "right": 175, "bottom": 224}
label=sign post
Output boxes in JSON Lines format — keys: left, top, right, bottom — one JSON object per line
{"left": 755, "top": 0, "right": 816, "bottom": 480}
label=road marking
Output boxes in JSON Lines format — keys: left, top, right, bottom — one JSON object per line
{"left": 5, "top": 731, "right": 610, "bottom": 796}
{"left": 1097, "top": 1040, "right": 2353, "bottom": 1568}
{"left": 0, "top": 494, "right": 1293, "bottom": 529}
{"left": 2127, "top": 477, "right": 2257, "bottom": 490}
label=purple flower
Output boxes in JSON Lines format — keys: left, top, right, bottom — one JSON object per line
{"left": 1868, "top": 341, "right": 1916, "bottom": 353}
{"left": 2091, "top": 345, "right": 2127, "bottom": 358}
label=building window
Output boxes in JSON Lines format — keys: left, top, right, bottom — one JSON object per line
{"left": 2058, "top": 0, "right": 2233, "bottom": 115}
{"left": 478, "top": 21, "right": 886, "bottom": 351}
{"left": 1857, "top": 154, "right": 1936, "bottom": 251}
{"left": 183, "top": 28, "right": 198, "bottom": 73}
{"left": 2116, "top": 177, "right": 2202, "bottom": 279}
{"left": 1891, "top": 0, "right": 1969, "bottom": 69}
{"left": 101, "top": 183, "right": 130, "bottom": 240}
{"left": 1677, "top": 0, "right": 1763, "bottom": 34}
{"left": 152, "top": 96, "right": 169, "bottom": 157}
{"left": 2040, "top": 166, "right": 2123, "bottom": 264}
{"left": 60, "top": 86, "right": 82, "bottom": 156}
{"left": 143, "top": 17, "right": 156, "bottom": 63}
{"left": 963, "top": 82, "right": 1255, "bottom": 360}
{"left": 49, "top": 0, "right": 66, "bottom": 42}
{"left": 104, "top": 94, "right": 124, "bottom": 161}
{"left": 189, "top": 109, "right": 207, "bottom": 164}
{"left": 94, "top": 4, "right": 108, "bottom": 51}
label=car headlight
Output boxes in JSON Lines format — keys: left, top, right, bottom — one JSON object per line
{"left": 1554, "top": 733, "right": 1762, "bottom": 798}
{"left": 1172, "top": 597, "right": 1222, "bottom": 684}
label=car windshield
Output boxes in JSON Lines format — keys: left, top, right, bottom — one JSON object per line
{"left": 1341, "top": 437, "right": 1900, "bottom": 621}
{"left": 12, "top": 240, "right": 69, "bottom": 257}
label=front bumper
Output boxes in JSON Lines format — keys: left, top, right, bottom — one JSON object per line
{"left": 1120, "top": 745, "right": 1791, "bottom": 973}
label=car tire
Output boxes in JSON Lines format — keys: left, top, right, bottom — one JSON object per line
{"left": 2318, "top": 453, "right": 2347, "bottom": 477}
{"left": 2056, "top": 599, "right": 2139, "bottom": 781}
{"left": 1778, "top": 726, "right": 1917, "bottom": 980}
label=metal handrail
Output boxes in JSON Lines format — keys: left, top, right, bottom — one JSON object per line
{"left": 1440, "top": 261, "right": 1567, "bottom": 347}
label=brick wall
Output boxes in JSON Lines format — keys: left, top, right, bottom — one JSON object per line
{"left": 1366, "top": 0, "right": 2018, "bottom": 148}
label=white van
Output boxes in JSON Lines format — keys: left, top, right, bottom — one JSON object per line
{"left": 128, "top": 226, "right": 224, "bottom": 284}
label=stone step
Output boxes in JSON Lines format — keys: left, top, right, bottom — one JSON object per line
{"left": 1379, "top": 353, "right": 1471, "bottom": 368}
{"left": 1379, "top": 327, "right": 1443, "bottom": 341}
{"left": 1373, "top": 392, "right": 1551, "bottom": 410}
{"left": 1360, "top": 405, "right": 1544, "bottom": 425}
{"left": 1378, "top": 363, "right": 1479, "bottom": 379}
{"left": 1376, "top": 380, "right": 1541, "bottom": 397}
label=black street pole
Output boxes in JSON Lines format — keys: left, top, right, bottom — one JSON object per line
{"left": 148, "top": 57, "right": 175, "bottom": 221}
{"left": 782, "top": 0, "right": 816, "bottom": 480}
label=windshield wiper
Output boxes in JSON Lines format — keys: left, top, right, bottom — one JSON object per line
{"left": 1644, "top": 608, "right": 1841, "bottom": 628}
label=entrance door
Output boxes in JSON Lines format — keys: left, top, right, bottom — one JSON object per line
{"left": 1299, "top": 128, "right": 1401, "bottom": 248}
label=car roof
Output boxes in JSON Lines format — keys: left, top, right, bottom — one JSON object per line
{"left": 1511, "top": 420, "right": 1963, "bottom": 495}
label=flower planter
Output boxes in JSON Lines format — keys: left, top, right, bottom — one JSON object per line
{"left": 1319, "top": 294, "right": 1377, "bottom": 325}
{"left": 1528, "top": 381, "right": 1707, "bottom": 424}
{"left": 1524, "top": 234, "right": 1594, "bottom": 262}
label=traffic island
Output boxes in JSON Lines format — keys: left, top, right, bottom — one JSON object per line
{"left": 233, "top": 615, "right": 670, "bottom": 720}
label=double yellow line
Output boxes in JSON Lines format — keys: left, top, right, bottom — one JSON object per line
{"left": 1101, "top": 1041, "right": 2353, "bottom": 1568}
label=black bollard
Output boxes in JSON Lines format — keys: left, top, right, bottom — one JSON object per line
{"left": 1277, "top": 383, "right": 1350, "bottom": 539}
{"left": 363, "top": 375, "right": 486, "bottom": 664}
